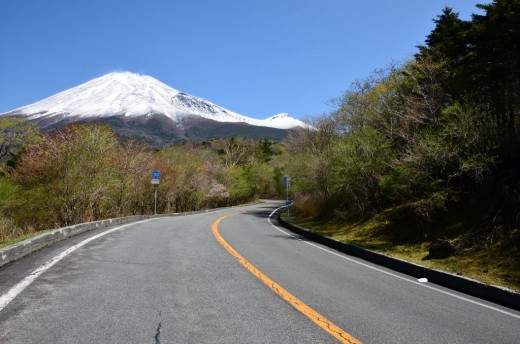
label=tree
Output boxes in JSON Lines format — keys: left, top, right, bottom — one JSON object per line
{"left": 330, "top": 127, "right": 393, "bottom": 216}
{"left": 421, "top": 7, "right": 471, "bottom": 64}
{"left": 111, "top": 140, "right": 154, "bottom": 215}
{"left": 0, "top": 117, "right": 40, "bottom": 163}
{"left": 256, "top": 138, "right": 274, "bottom": 163}
{"left": 286, "top": 116, "right": 341, "bottom": 215}
{"left": 470, "top": 0, "right": 520, "bottom": 142}
{"left": 335, "top": 59, "right": 448, "bottom": 152}
{"left": 417, "top": 1, "right": 520, "bottom": 144}
{"left": 13, "top": 124, "right": 119, "bottom": 227}
{"left": 220, "top": 137, "right": 250, "bottom": 168}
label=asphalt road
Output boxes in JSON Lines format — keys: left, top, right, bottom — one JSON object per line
{"left": 0, "top": 201, "right": 519, "bottom": 343}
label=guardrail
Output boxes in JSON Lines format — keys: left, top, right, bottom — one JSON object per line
{"left": 0, "top": 208, "right": 224, "bottom": 268}
{"left": 275, "top": 211, "right": 520, "bottom": 311}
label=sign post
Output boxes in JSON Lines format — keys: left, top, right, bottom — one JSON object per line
{"left": 151, "top": 170, "right": 160, "bottom": 215}
{"left": 283, "top": 175, "right": 291, "bottom": 216}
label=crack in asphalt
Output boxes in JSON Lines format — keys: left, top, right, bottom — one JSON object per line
{"left": 154, "top": 322, "right": 162, "bottom": 344}
{"left": 77, "top": 255, "right": 161, "bottom": 266}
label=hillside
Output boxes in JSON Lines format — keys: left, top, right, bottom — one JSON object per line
{"left": 283, "top": 3, "right": 520, "bottom": 291}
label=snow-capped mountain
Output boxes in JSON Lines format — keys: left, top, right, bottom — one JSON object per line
{"left": 2, "top": 72, "right": 306, "bottom": 130}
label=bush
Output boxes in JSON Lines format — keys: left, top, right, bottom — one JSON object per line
{"left": 0, "top": 215, "right": 26, "bottom": 245}
{"left": 293, "top": 194, "right": 326, "bottom": 218}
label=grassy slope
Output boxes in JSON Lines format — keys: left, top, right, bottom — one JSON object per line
{"left": 287, "top": 176, "right": 520, "bottom": 291}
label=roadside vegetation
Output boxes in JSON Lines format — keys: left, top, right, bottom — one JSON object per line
{"left": 0, "top": 122, "right": 286, "bottom": 246}
{"left": 285, "top": 1, "right": 520, "bottom": 290}
{"left": 1, "top": 1, "right": 518, "bottom": 290}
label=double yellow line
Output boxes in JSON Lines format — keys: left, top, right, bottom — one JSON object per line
{"left": 212, "top": 213, "right": 362, "bottom": 344}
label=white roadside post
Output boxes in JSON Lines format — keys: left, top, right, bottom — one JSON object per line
{"left": 151, "top": 170, "right": 160, "bottom": 215}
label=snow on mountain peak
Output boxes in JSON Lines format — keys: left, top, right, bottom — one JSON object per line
{"left": 3, "top": 72, "right": 307, "bottom": 130}
{"left": 267, "top": 113, "right": 290, "bottom": 120}
{"left": 264, "top": 112, "right": 310, "bottom": 129}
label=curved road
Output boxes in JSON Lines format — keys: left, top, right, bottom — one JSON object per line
{"left": 0, "top": 202, "right": 519, "bottom": 343}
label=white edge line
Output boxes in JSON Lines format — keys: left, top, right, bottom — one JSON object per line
{"left": 0, "top": 218, "right": 156, "bottom": 312}
{"left": 0, "top": 207, "right": 249, "bottom": 312}
{"left": 267, "top": 207, "right": 520, "bottom": 320}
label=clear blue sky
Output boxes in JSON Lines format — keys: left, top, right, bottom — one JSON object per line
{"left": 1, "top": 0, "right": 484, "bottom": 120}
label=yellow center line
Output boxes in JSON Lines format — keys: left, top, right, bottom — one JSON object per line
{"left": 212, "top": 212, "right": 362, "bottom": 344}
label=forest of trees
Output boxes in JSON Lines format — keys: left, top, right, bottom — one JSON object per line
{"left": 286, "top": 0, "right": 520, "bottom": 252}
{"left": 0, "top": 122, "right": 286, "bottom": 243}
{"left": 1, "top": 1, "right": 519, "bottom": 255}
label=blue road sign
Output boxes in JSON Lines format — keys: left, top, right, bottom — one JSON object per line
{"left": 152, "top": 170, "right": 160, "bottom": 179}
